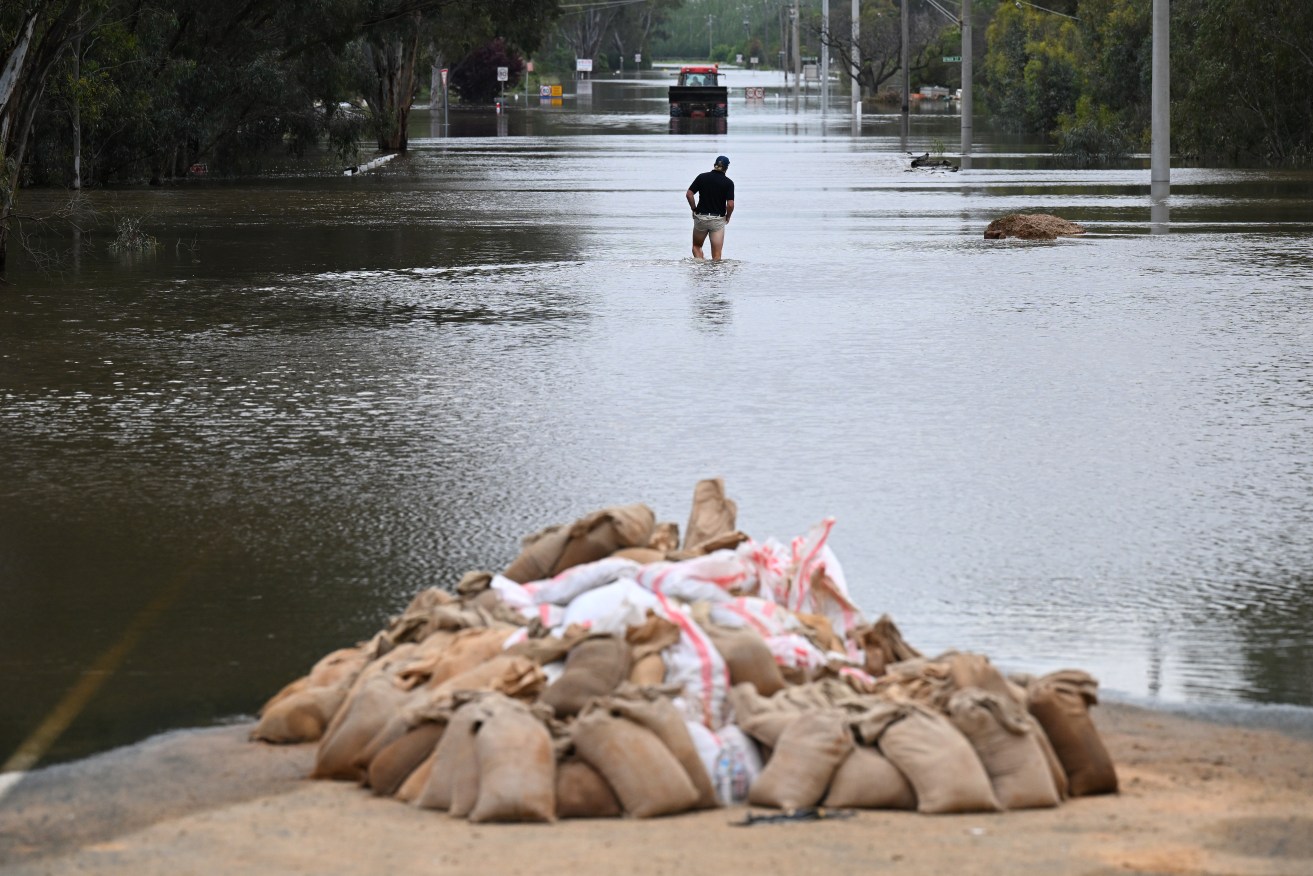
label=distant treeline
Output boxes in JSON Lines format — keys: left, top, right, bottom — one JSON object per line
{"left": 2, "top": 1, "right": 1309, "bottom": 203}
{"left": 596, "top": 0, "right": 1312, "bottom": 168}
{"left": 0, "top": 0, "right": 561, "bottom": 267}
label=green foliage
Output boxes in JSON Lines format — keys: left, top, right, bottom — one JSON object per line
{"left": 451, "top": 38, "right": 525, "bottom": 104}
{"left": 108, "top": 214, "right": 157, "bottom": 252}
{"left": 1056, "top": 95, "right": 1133, "bottom": 166}
{"left": 982, "top": 4, "right": 1082, "bottom": 134}
{"left": 1173, "top": 0, "right": 1313, "bottom": 165}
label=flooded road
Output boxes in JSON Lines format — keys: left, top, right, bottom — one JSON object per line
{"left": 3, "top": 71, "right": 1313, "bottom": 767}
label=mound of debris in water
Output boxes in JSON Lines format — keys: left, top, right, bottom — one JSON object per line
{"left": 984, "top": 214, "right": 1087, "bottom": 240}
{"left": 252, "top": 478, "right": 1117, "bottom": 822}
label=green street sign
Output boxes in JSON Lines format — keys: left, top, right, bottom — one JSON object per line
{"left": 943, "top": 55, "right": 962, "bottom": 62}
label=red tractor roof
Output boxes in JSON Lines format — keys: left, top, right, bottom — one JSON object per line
{"left": 680, "top": 65, "right": 719, "bottom": 73}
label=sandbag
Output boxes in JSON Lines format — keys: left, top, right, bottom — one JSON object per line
{"left": 353, "top": 653, "right": 541, "bottom": 778}
{"left": 728, "top": 682, "right": 802, "bottom": 748}
{"left": 694, "top": 604, "right": 786, "bottom": 697}
{"left": 571, "top": 708, "right": 700, "bottom": 818}
{"left": 822, "top": 745, "right": 917, "bottom": 810}
{"left": 947, "top": 688, "right": 1060, "bottom": 810}
{"left": 430, "top": 653, "right": 546, "bottom": 700}
{"left": 252, "top": 646, "right": 372, "bottom": 743}
{"left": 395, "top": 749, "right": 435, "bottom": 803}
{"left": 852, "top": 614, "right": 922, "bottom": 678}
{"left": 794, "top": 612, "right": 847, "bottom": 655}
{"left": 629, "top": 654, "right": 666, "bottom": 686}
{"left": 312, "top": 646, "right": 419, "bottom": 781}
{"left": 942, "top": 652, "right": 1029, "bottom": 716}
{"left": 540, "top": 635, "right": 633, "bottom": 719}
{"left": 263, "top": 645, "right": 369, "bottom": 712}
{"left": 368, "top": 721, "right": 445, "bottom": 798}
{"left": 648, "top": 522, "right": 681, "bottom": 552}
{"left": 503, "top": 524, "right": 571, "bottom": 584}
{"left": 553, "top": 504, "right": 657, "bottom": 574}
{"left": 398, "top": 627, "right": 515, "bottom": 690}
{"left": 252, "top": 685, "right": 351, "bottom": 745}
{"left": 468, "top": 699, "right": 556, "bottom": 823}
{"left": 556, "top": 757, "right": 623, "bottom": 819}
{"left": 415, "top": 699, "right": 487, "bottom": 812}
{"left": 747, "top": 710, "right": 853, "bottom": 811}
{"left": 1027, "top": 671, "right": 1118, "bottom": 796}
{"left": 683, "top": 478, "right": 738, "bottom": 552}
{"left": 872, "top": 703, "right": 1001, "bottom": 814}
{"left": 611, "top": 546, "right": 667, "bottom": 565}
{"left": 608, "top": 695, "right": 718, "bottom": 810}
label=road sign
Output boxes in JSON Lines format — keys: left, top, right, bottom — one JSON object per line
{"left": 576, "top": 58, "right": 592, "bottom": 72}
{"left": 634, "top": 53, "right": 641, "bottom": 63}
{"left": 943, "top": 55, "right": 962, "bottom": 63}
{"left": 497, "top": 66, "right": 508, "bottom": 82}
{"left": 440, "top": 67, "right": 448, "bottom": 87}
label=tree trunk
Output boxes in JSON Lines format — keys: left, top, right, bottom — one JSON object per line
{"left": 71, "top": 34, "right": 81, "bottom": 190}
{"left": 1, "top": 1, "right": 86, "bottom": 272}
{"left": 366, "top": 12, "right": 423, "bottom": 153}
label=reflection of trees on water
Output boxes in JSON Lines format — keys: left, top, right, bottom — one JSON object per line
{"left": 1229, "top": 572, "right": 1313, "bottom": 707}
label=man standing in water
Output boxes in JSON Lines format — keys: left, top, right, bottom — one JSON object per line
{"left": 686, "top": 155, "right": 734, "bottom": 260}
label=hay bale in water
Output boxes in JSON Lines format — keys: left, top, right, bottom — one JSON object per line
{"left": 984, "top": 213, "right": 1086, "bottom": 240}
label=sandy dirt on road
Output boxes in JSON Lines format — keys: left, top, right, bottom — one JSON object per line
{"left": 2, "top": 702, "right": 1312, "bottom": 876}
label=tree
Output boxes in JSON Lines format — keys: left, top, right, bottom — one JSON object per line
{"left": 815, "top": 0, "right": 950, "bottom": 98}
{"left": 1174, "top": 0, "right": 1313, "bottom": 164}
{"left": 1, "top": 1, "right": 106, "bottom": 271}
{"left": 450, "top": 38, "right": 524, "bottom": 104}
{"left": 358, "top": 0, "right": 561, "bottom": 151}
{"left": 981, "top": 2, "right": 1081, "bottom": 134}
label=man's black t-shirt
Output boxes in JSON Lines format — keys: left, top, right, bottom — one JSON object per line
{"left": 688, "top": 170, "right": 735, "bottom": 217}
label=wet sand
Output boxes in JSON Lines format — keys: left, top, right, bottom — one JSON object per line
{"left": 2, "top": 702, "right": 1312, "bottom": 876}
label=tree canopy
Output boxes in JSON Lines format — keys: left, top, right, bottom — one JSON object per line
{"left": 0, "top": 0, "right": 560, "bottom": 268}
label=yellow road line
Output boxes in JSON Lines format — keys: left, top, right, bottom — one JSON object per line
{"left": 1, "top": 556, "right": 200, "bottom": 774}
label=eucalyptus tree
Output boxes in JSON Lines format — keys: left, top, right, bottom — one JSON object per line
{"left": 817, "top": 0, "right": 947, "bottom": 97}
{"left": 1, "top": 1, "right": 107, "bottom": 271}
{"left": 354, "top": 0, "right": 560, "bottom": 151}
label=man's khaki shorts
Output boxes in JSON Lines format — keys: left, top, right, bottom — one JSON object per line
{"left": 693, "top": 213, "right": 727, "bottom": 232}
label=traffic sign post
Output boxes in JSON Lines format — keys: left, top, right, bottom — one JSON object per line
{"left": 440, "top": 67, "right": 449, "bottom": 134}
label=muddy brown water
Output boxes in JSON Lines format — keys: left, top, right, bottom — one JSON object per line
{"left": 3, "top": 71, "right": 1313, "bottom": 769}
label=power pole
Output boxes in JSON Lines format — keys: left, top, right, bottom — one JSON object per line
{"left": 791, "top": 1, "right": 801, "bottom": 106}
{"left": 1151, "top": 0, "right": 1170, "bottom": 192}
{"left": 901, "top": 0, "right": 909, "bottom": 145}
{"left": 851, "top": 0, "right": 861, "bottom": 123}
{"left": 821, "top": 0, "right": 830, "bottom": 114}
{"left": 708, "top": 14, "right": 714, "bottom": 58}
{"left": 960, "top": 0, "right": 973, "bottom": 157}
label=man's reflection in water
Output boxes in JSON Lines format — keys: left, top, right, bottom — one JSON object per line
{"left": 687, "top": 260, "right": 739, "bottom": 332}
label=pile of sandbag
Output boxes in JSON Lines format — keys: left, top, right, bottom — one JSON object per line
{"left": 252, "top": 478, "right": 1118, "bottom": 822}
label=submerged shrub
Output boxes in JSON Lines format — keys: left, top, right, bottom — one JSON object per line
{"left": 1056, "top": 97, "right": 1134, "bottom": 167}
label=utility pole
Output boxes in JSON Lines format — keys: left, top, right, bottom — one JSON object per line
{"left": 900, "top": 0, "right": 909, "bottom": 145}
{"left": 708, "top": 14, "right": 714, "bottom": 58}
{"left": 791, "top": 1, "right": 801, "bottom": 106}
{"left": 1151, "top": 0, "right": 1170, "bottom": 193}
{"left": 960, "top": 0, "right": 972, "bottom": 157}
{"left": 851, "top": 0, "right": 861, "bottom": 123}
{"left": 821, "top": 0, "right": 829, "bottom": 114}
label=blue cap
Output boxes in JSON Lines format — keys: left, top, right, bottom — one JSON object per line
{"left": 715, "top": 155, "right": 730, "bottom": 169}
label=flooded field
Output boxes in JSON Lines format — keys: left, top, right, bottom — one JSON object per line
{"left": 3, "top": 70, "right": 1313, "bottom": 768}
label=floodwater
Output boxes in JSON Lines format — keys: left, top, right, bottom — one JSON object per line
{"left": 3, "top": 70, "right": 1313, "bottom": 769}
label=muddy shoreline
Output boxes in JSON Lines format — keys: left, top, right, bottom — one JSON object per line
{"left": 3, "top": 701, "right": 1312, "bottom": 875}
